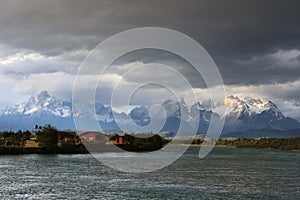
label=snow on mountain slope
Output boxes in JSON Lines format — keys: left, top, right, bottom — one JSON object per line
{"left": 162, "top": 99, "right": 189, "bottom": 119}
{"left": 0, "top": 91, "right": 299, "bottom": 133}
{"left": 224, "top": 95, "right": 284, "bottom": 118}
{"left": 1, "top": 91, "right": 71, "bottom": 117}
{"left": 129, "top": 106, "right": 150, "bottom": 126}
{"left": 95, "top": 103, "right": 114, "bottom": 123}
{"left": 223, "top": 95, "right": 300, "bottom": 132}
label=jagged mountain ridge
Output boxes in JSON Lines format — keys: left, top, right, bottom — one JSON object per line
{"left": 225, "top": 95, "right": 284, "bottom": 118}
{"left": 0, "top": 91, "right": 74, "bottom": 131}
{"left": 0, "top": 91, "right": 299, "bottom": 133}
{"left": 2, "top": 91, "right": 72, "bottom": 117}
{"left": 223, "top": 95, "right": 300, "bottom": 132}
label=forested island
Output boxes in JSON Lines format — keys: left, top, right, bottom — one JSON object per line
{"left": 0, "top": 125, "right": 88, "bottom": 154}
{"left": 114, "top": 133, "right": 166, "bottom": 152}
{"left": 0, "top": 124, "right": 299, "bottom": 154}
{"left": 0, "top": 125, "right": 165, "bottom": 154}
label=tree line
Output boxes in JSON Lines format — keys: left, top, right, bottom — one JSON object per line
{"left": 0, "top": 125, "right": 87, "bottom": 154}
{"left": 0, "top": 130, "right": 31, "bottom": 147}
{"left": 216, "top": 137, "right": 300, "bottom": 151}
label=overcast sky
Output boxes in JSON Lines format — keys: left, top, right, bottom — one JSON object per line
{"left": 0, "top": 0, "right": 300, "bottom": 120}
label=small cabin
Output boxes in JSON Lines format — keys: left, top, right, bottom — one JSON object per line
{"left": 79, "top": 132, "right": 107, "bottom": 143}
{"left": 115, "top": 136, "right": 124, "bottom": 144}
{"left": 57, "top": 131, "right": 76, "bottom": 141}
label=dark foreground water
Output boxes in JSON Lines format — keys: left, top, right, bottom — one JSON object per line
{"left": 0, "top": 147, "right": 299, "bottom": 199}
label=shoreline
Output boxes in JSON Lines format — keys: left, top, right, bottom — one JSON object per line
{"left": 155, "top": 143, "right": 300, "bottom": 152}
{"left": 0, "top": 147, "right": 89, "bottom": 155}
{"left": 1, "top": 144, "right": 299, "bottom": 155}
{"left": 170, "top": 144, "right": 236, "bottom": 148}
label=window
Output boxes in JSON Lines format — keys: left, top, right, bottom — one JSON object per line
{"left": 88, "top": 136, "right": 94, "bottom": 141}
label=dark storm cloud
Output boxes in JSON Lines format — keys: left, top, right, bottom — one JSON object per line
{"left": 0, "top": 0, "right": 300, "bottom": 85}
{"left": 222, "top": 49, "right": 300, "bottom": 85}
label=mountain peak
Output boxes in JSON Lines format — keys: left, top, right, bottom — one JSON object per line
{"left": 38, "top": 90, "right": 49, "bottom": 95}
{"left": 222, "top": 95, "right": 300, "bottom": 132}
{"left": 37, "top": 90, "right": 50, "bottom": 100}
{"left": 1, "top": 90, "right": 71, "bottom": 117}
{"left": 0, "top": 93, "right": 299, "bottom": 133}
{"left": 224, "top": 95, "right": 281, "bottom": 116}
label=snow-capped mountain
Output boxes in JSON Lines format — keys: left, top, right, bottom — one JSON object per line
{"left": 190, "top": 102, "right": 221, "bottom": 133}
{"left": 127, "top": 99, "right": 215, "bottom": 133}
{"left": 125, "top": 96, "right": 300, "bottom": 133}
{"left": 2, "top": 91, "right": 72, "bottom": 117}
{"left": 0, "top": 91, "right": 74, "bottom": 131}
{"left": 0, "top": 91, "right": 299, "bottom": 134}
{"left": 95, "top": 103, "right": 114, "bottom": 123}
{"left": 223, "top": 95, "right": 300, "bottom": 132}
{"left": 128, "top": 99, "right": 189, "bottom": 125}
{"left": 129, "top": 106, "right": 150, "bottom": 126}
{"left": 225, "top": 95, "right": 284, "bottom": 118}
{"left": 0, "top": 91, "right": 121, "bottom": 131}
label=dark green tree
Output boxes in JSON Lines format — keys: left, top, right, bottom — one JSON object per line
{"left": 36, "top": 125, "right": 58, "bottom": 150}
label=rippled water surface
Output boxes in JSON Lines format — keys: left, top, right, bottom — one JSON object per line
{"left": 0, "top": 147, "right": 299, "bottom": 199}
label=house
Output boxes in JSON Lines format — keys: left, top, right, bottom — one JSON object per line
{"left": 57, "top": 131, "right": 76, "bottom": 141}
{"left": 79, "top": 132, "right": 107, "bottom": 143}
{"left": 115, "top": 136, "right": 124, "bottom": 144}
{"left": 109, "top": 135, "right": 125, "bottom": 144}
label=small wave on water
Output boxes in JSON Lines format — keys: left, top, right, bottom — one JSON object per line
{"left": 0, "top": 146, "right": 299, "bottom": 199}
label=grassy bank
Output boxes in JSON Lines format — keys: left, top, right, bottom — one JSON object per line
{"left": 0, "top": 145, "right": 89, "bottom": 155}
{"left": 216, "top": 137, "right": 300, "bottom": 151}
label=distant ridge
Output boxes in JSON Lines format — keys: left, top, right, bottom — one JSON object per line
{"left": 223, "top": 95, "right": 300, "bottom": 133}
{"left": 222, "top": 129, "right": 300, "bottom": 139}
{"left": 0, "top": 91, "right": 299, "bottom": 135}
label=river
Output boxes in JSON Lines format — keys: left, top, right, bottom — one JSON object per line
{"left": 0, "top": 147, "right": 299, "bottom": 199}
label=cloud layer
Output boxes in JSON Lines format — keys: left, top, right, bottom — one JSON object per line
{"left": 0, "top": 0, "right": 299, "bottom": 120}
